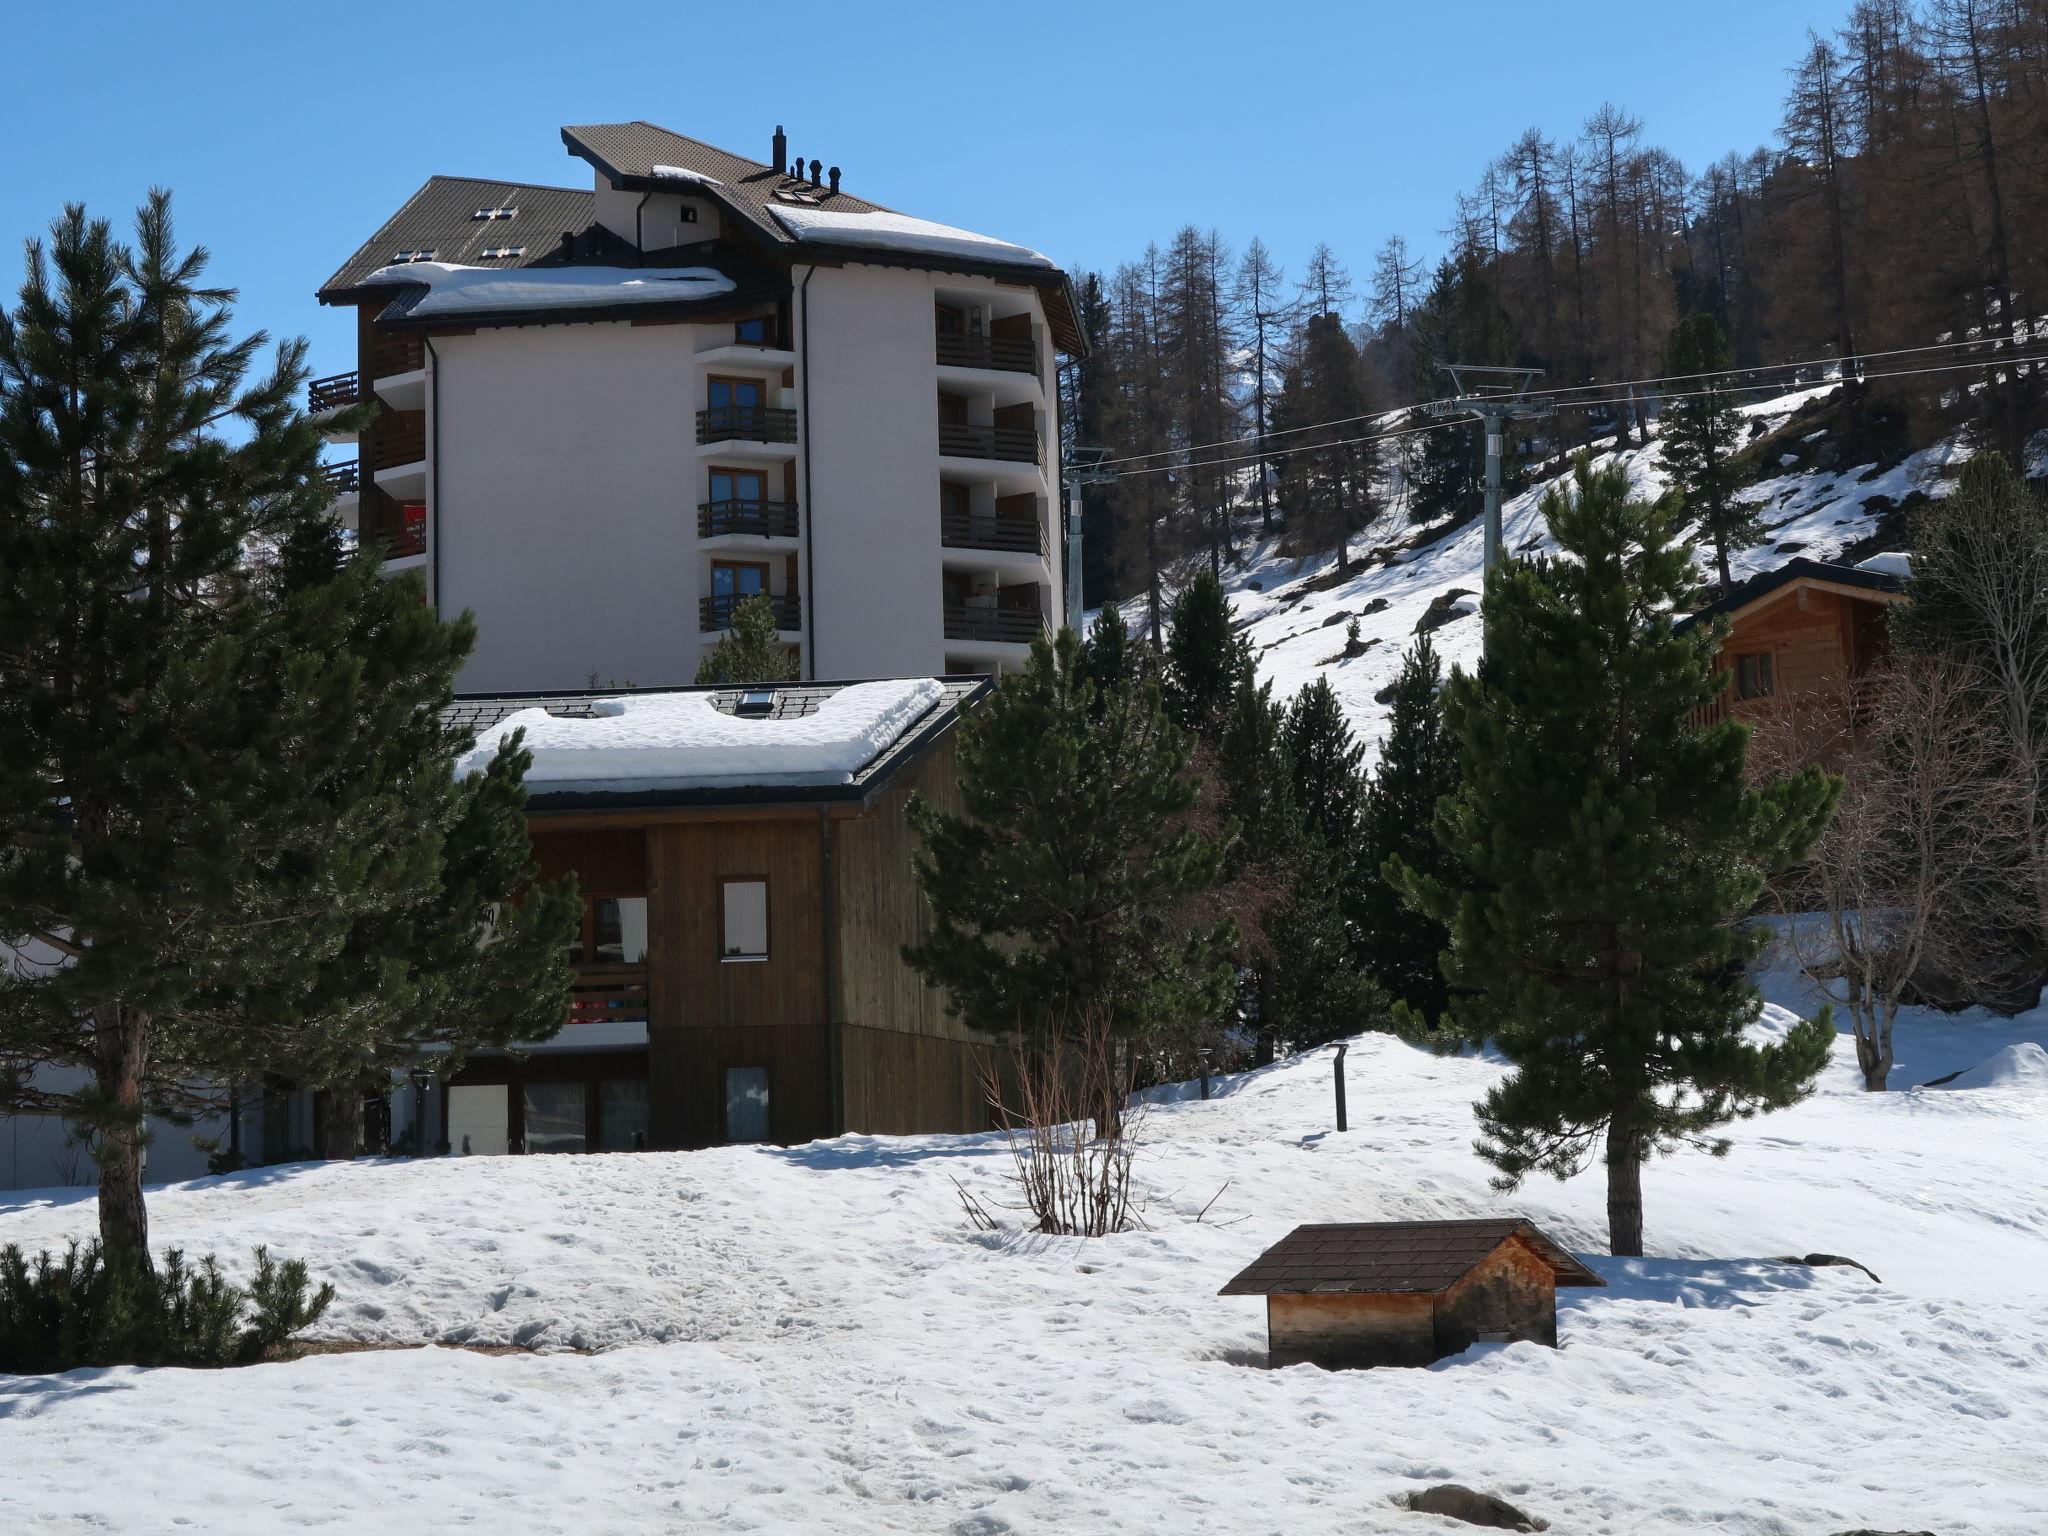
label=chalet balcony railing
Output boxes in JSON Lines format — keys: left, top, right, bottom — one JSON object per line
{"left": 943, "top": 603, "right": 1048, "bottom": 646}
{"left": 569, "top": 963, "right": 650, "bottom": 1026}
{"left": 698, "top": 499, "right": 800, "bottom": 540}
{"left": 369, "top": 330, "right": 424, "bottom": 380}
{"left": 936, "top": 332, "right": 1037, "bottom": 376}
{"left": 938, "top": 422, "right": 1039, "bottom": 464}
{"left": 359, "top": 504, "right": 426, "bottom": 561}
{"left": 372, "top": 414, "right": 426, "bottom": 471}
{"left": 700, "top": 592, "right": 801, "bottom": 633}
{"left": 322, "top": 459, "right": 360, "bottom": 496}
{"left": 696, "top": 405, "right": 798, "bottom": 445}
{"left": 940, "top": 508, "right": 1045, "bottom": 557}
{"left": 308, "top": 370, "right": 361, "bottom": 413}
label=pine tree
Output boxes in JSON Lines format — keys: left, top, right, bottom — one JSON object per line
{"left": 1659, "top": 314, "right": 1758, "bottom": 588}
{"left": 694, "top": 592, "right": 797, "bottom": 685}
{"left": 903, "top": 631, "right": 1234, "bottom": 1050}
{"left": 1395, "top": 457, "right": 1839, "bottom": 1256}
{"left": 1359, "top": 636, "right": 1460, "bottom": 1025}
{"left": 0, "top": 196, "right": 577, "bottom": 1258}
{"left": 1272, "top": 313, "right": 1377, "bottom": 572}
{"left": 1283, "top": 676, "right": 1368, "bottom": 852}
{"left": 1161, "top": 568, "right": 1247, "bottom": 739}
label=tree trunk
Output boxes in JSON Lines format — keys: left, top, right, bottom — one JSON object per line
{"left": 1605, "top": 1126, "right": 1645, "bottom": 1257}
{"left": 96, "top": 1007, "right": 152, "bottom": 1263}
{"left": 316, "top": 1085, "right": 363, "bottom": 1160}
{"left": 1855, "top": 1027, "right": 1892, "bottom": 1092}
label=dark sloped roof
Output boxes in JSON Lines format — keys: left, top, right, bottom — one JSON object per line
{"left": 1218, "top": 1219, "right": 1604, "bottom": 1296}
{"left": 318, "top": 176, "right": 601, "bottom": 300}
{"left": 1677, "top": 557, "right": 1907, "bottom": 631}
{"left": 444, "top": 676, "right": 989, "bottom": 813}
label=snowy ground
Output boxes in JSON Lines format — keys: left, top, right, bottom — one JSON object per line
{"left": 1197, "top": 385, "right": 1976, "bottom": 764}
{"left": 1, "top": 959, "right": 2042, "bottom": 1535}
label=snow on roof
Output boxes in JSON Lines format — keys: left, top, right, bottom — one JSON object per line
{"left": 649, "top": 164, "right": 722, "bottom": 187}
{"left": 456, "top": 679, "right": 945, "bottom": 792}
{"left": 356, "top": 260, "right": 734, "bottom": 317}
{"left": 766, "top": 204, "right": 1053, "bottom": 270}
{"left": 1854, "top": 550, "right": 1913, "bottom": 578}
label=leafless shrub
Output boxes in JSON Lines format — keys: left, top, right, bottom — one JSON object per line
{"left": 1760, "top": 659, "right": 2030, "bottom": 1089}
{"left": 976, "top": 1012, "right": 1146, "bottom": 1237}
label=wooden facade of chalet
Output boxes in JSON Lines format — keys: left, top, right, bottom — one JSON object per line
{"left": 1683, "top": 559, "right": 1909, "bottom": 734}
{"left": 436, "top": 679, "right": 997, "bottom": 1156}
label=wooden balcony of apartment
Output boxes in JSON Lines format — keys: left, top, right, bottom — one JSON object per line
{"left": 568, "top": 963, "right": 650, "bottom": 1027}
{"left": 358, "top": 500, "right": 426, "bottom": 562}
{"left": 321, "top": 459, "right": 360, "bottom": 496}
{"left": 696, "top": 404, "right": 798, "bottom": 446}
{"left": 936, "top": 333, "right": 1037, "bottom": 376}
{"left": 370, "top": 414, "right": 426, "bottom": 472}
{"left": 370, "top": 330, "right": 425, "bottom": 383}
{"left": 308, "top": 370, "right": 361, "bottom": 414}
{"left": 940, "top": 507, "right": 1045, "bottom": 558}
{"left": 938, "top": 422, "right": 1040, "bottom": 465}
{"left": 943, "top": 602, "right": 1048, "bottom": 646}
{"left": 700, "top": 591, "right": 802, "bottom": 633}
{"left": 698, "top": 498, "right": 800, "bottom": 541}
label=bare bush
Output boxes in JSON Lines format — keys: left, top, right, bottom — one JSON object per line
{"left": 1761, "top": 660, "right": 2029, "bottom": 1089}
{"left": 974, "top": 1013, "right": 1145, "bottom": 1237}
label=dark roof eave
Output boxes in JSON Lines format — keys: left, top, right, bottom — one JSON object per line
{"left": 356, "top": 286, "right": 793, "bottom": 335}
{"left": 1677, "top": 557, "right": 1907, "bottom": 631}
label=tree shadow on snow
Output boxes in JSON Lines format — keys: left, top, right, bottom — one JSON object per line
{"left": 766, "top": 1133, "right": 1012, "bottom": 1172}
{"left": 1561, "top": 1254, "right": 1839, "bottom": 1313}
{"left": 0, "top": 1369, "right": 140, "bottom": 1414}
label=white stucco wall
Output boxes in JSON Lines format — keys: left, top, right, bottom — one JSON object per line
{"left": 433, "top": 322, "right": 704, "bottom": 694}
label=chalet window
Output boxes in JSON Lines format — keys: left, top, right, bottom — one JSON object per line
{"left": 566, "top": 895, "right": 648, "bottom": 965}
{"left": 711, "top": 561, "right": 769, "bottom": 600}
{"left": 523, "top": 1082, "right": 586, "bottom": 1154}
{"left": 707, "top": 376, "right": 765, "bottom": 411}
{"left": 721, "top": 878, "right": 769, "bottom": 961}
{"left": 1734, "top": 652, "right": 1775, "bottom": 701}
{"left": 598, "top": 1080, "right": 649, "bottom": 1152}
{"left": 734, "top": 316, "right": 771, "bottom": 344}
{"left": 709, "top": 467, "right": 767, "bottom": 507}
{"left": 725, "top": 1066, "right": 770, "bottom": 1143}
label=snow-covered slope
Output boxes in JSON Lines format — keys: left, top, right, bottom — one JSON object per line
{"left": 1, "top": 975, "right": 2042, "bottom": 1535}
{"left": 1205, "top": 387, "right": 1975, "bottom": 764}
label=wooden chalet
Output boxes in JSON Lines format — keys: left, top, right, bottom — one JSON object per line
{"left": 1682, "top": 557, "right": 1909, "bottom": 731}
{"left": 1220, "top": 1218, "right": 1604, "bottom": 1369}
{"left": 429, "top": 676, "right": 995, "bottom": 1156}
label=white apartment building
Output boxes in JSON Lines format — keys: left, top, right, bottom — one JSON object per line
{"left": 312, "top": 121, "right": 1086, "bottom": 693}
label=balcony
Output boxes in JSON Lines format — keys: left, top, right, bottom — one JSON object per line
{"left": 322, "top": 459, "right": 360, "bottom": 496}
{"left": 936, "top": 333, "right": 1037, "bottom": 376}
{"left": 370, "top": 330, "right": 423, "bottom": 381}
{"left": 696, "top": 405, "right": 798, "bottom": 446}
{"left": 701, "top": 592, "right": 802, "bottom": 633}
{"left": 943, "top": 603, "right": 1047, "bottom": 646}
{"left": 569, "top": 963, "right": 650, "bottom": 1027}
{"left": 698, "top": 499, "right": 800, "bottom": 542}
{"left": 939, "top": 422, "right": 1039, "bottom": 465}
{"left": 308, "top": 370, "right": 360, "bottom": 414}
{"left": 941, "top": 508, "right": 1045, "bottom": 558}
{"left": 359, "top": 501, "right": 426, "bottom": 563}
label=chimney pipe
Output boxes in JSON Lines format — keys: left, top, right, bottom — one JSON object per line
{"left": 809, "top": 158, "right": 822, "bottom": 187}
{"left": 772, "top": 124, "right": 787, "bottom": 175}
{"left": 827, "top": 166, "right": 840, "bottom": 194}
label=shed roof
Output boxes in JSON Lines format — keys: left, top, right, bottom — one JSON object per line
{"left": 1218, "top": 1218, "right": 1604, "bottom": 1296}
{"left": 1676, "top": 557, "right": 1907, "bottom": 633}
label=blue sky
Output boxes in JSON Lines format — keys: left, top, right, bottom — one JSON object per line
{"left": 6, "top": 0, "right": 1847, "bottom": 372}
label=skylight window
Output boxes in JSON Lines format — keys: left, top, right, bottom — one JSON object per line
{"left": 391, "top": 247, "right": 438, "bottom": 263}
{"left": 472, "top": 206, "right": 518, "bottom": 221}
{"left": 478, "top": 246, "right": 526, "bottom": 260}
{"left": 774, "top": 188, "right": 819, "bottom": 205}
{"left": 734, "top": 689, "right": 778, "bottom": 719}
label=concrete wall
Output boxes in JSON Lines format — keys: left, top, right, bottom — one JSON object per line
{"left": 434, "top": 322, "right": 704, "bottom": 694}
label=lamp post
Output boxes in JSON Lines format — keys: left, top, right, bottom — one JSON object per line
{"left": 1333, "top": 1042, "right": 1349, "bottom": 1133}
{"left": 1198, "top": 1046, "right": 1213, "bottom": 1102}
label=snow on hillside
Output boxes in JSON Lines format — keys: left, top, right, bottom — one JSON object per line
{"left": 1193, "top": 386, "right": 1974, "bottom": 764}
{"left": 2, "top": 976, "right": 2043, "bottom": 1535}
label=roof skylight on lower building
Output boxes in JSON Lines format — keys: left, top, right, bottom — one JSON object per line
{"left": 472, "top": 207, "right": 519, "bottom": 221}
{"left": 478, "top": 246, "right": 526, "bottom": 260}
{"left": 391, "top": 248, "right": 438, "bottom": 263}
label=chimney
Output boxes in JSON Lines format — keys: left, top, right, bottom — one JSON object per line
{"left": 809, "top": 158, "right": 822, "bottom": 187}
{"left": 771, "top": 125, "right": 787, "bottom": 175}
{"left": 827, "top": 166, "right": 841, "bottom": 194}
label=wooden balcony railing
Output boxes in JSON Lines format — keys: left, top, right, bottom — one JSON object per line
{"left": 569, "top": 963, "right": 649, "bottom": 1026}
{"left": 698, "top": 499, "right": 800, "bottom": 540}
{"left": 943, "top": 603, "right": 1048, "bottom": 645}
{"left": 696, "top": 405, "right": 798, "bottom": 445}
{"left": 936, "top": 333, "right": 1038, "bottom": 375}
{"left": 308, "top": 370, "right": 360, "bottom": 413}
{"left": 701, "top": 592, "right": 802, "bottom": 632}
{"left": 939, "top": 422, "right": 1040, "bottom": 464}
{"left": 940, "top": 508, "right": 1045, "bottom": 556}
{"left": 359, "top": 502, "right": 426, "bottom": 561}
{"left": 321, "top": 459, "right": 360, "bottom": 496}
{"left": 371, "top": 414, "right": 426, "bottom": 471}
{"left": 369, "top": 330, "right": 424, "bottom": 381}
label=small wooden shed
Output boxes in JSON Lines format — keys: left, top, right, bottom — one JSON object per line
{"left": 1219, "top": 1218, "right": 1605, "bottom": 1369}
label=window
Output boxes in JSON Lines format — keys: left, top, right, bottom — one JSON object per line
{"left": 709, "top": 467, "right": 767, "bottom": 507}
{"left": 725, "top": 1067, "right": 770, "bottom": 1143}
{"left": 566, "top": 895, "right": 648, "bottom": 965}
{"left": 471, "top": 206, "right": 518, "bottom": 221}
{"left": 711, "top": 561, "right": 768, "bottom": 600}
{"left": 721, "top": 879, "right": 768, "bottom": 960}
{"left": 734, "top": 316, "right": 771, "bottom": 345}
{"left": 523, "top": 1082, "right": 587, "bottom": 1154}
{"left": 479, "top": 245, "right": 526, "bottom": 260}
{"left": 707, "top": 376, "right": 765, "bottom": 411}
{"left": 392, "top": 247, "right": 438, "bottom": 263}
{"left": 1735, "top": 652, "right": 1775, "bottom": 701}
{"left": 598, "top": 1080, "right": 649, "bottom": 1152}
